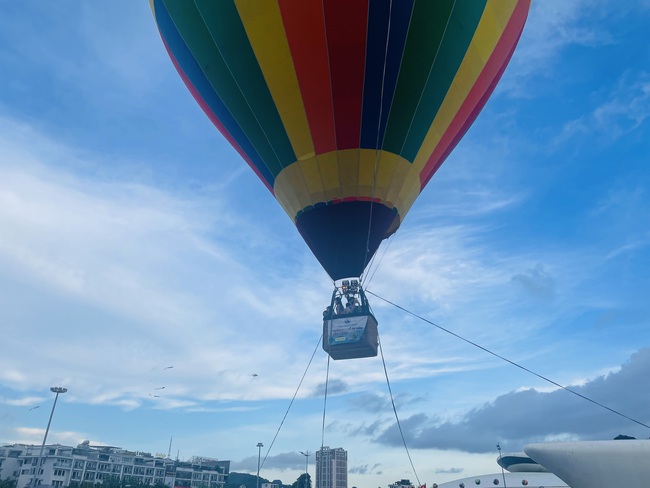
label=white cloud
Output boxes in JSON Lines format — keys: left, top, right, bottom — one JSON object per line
{"left": 556, "top": 71, "right": 650, "bottom": 143}
{"left": 12, "top": 427, "right": 89, "bottom": 446}
{"left": 0, "top": 115, "right": 335, "bottom": 404}
{"left": 1, "top": 397, "right": 43, "bottom": 407}
{"left": 503, "top": 1, "right": 615, "bottom": 92}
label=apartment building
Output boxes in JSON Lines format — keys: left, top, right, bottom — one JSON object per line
{"left": 0, "top": 442, "right": 229, "bottom": 488}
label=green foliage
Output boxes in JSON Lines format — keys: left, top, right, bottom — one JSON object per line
{"left": 291, "top": 473, "right": 311, "bottom": 488}
{"left": 102, "top": 476, "right": 122, "bottom": 488}
{"left": 211, "top": 473, "right": 292, "bottom": 488}
{"left": 0, "top": 478, "right": 17, "bottom": 488}
{"left": 226, "top": 473, "right": 269, "bottom": 488}
{"left": 118, "top": 478, "right": 150, "bottom": 488}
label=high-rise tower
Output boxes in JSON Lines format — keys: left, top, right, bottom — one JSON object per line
{"left": 315, "top": 447, "right": 347, "bottom": 488}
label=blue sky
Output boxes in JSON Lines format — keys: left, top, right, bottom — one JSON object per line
{"left": 1, "top": 1, "right": 649, "bottom": 487}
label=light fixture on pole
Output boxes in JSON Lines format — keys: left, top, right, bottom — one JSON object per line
{"left": 256, "top": 442, "right": 264, "bottom": 488}
{"left": 31, "top": 387, "right": 67, "bottom": 487}
{"left": 497, "top": 443, "right": 507, "bottom": 488}
{"left": 299, "top": 451, "right": 310, "bottom": 488}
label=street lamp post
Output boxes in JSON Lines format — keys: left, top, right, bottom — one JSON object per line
{"left": 497, "top": 443, "right": 507, "bottom": 488}
{"left": 299, "top": 451, "right": 310, "bottom": 488}
{"left": 256, "top": 443, "right": 264, "bottom": 488}
{"left": 31, "top": 387, "right": 67, "bottom": 487}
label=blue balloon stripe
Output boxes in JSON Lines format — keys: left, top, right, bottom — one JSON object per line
{"left": 154, "top": 0, "right": 275, "bottom": 187}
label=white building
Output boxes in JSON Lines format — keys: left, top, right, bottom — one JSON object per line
{"left": 0, "top": 442, "right": 229, "bottom": 488}
{"left": 0, "top": 445, "right": 24, "bottom": 480}
{"left": 388, "top": 480, "right": 414, "bottom": 488}
{"left": 315, "top": 447, "right": 346, "bottom": 488}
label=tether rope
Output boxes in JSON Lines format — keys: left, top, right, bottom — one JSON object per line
{"left": 321, "top": 355, "right": 331, "bottom": 449}
{"left": 366, "top": 290, "right": 650, "bottom": 431}
{"left": 362, "top": 234, "right": 394, "bottom": 289}
{"left": 260, "top": 334, "right": 323, "bottom": 470}
{"left": 378, "top": 334, "right": 422, "bottom": 487}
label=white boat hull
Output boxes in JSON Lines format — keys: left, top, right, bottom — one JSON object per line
{"left": 524, "top": 439, "right": 650, "bottom": 488}
{"left": 434, "top": 471, "right": 566, "bottom": 488}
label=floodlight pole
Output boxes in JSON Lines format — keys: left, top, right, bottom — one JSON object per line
{"left": 299, "top": 451, "right": 310, "bottom": 488}
{"left": 497, "top": 443, "right": 507, "bottom": 488}
{"left": 256, "top": 442, "right": 264, "bottom": 488}
{"left": 31, "top": 387, "right": 67, "bottom": 487}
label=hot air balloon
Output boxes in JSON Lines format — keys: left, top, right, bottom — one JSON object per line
{"left": 151, "top": 0, "right": 530, "bottom": 359}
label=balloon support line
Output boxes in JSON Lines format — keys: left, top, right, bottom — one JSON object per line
{"left": 362, "top": 233, "right": 394, "bottom": 289}
{"left": 378, "top": 335, "right": 422, "bottom": 487}
{"left": 321, "top": 354, "right": 331, "bottom": 450}
{"left": 366, "top": 290, "right": 650, "bottom": 431}
{"left": 259, "top": 334, "right": 323, "bottom": 471}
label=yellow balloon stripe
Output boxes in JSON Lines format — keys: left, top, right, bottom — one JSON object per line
{"left": 235, "top": 0, "right": 315, "bottom": 163}
{"left": 410, "top": 1, "right": 518, "bottom": 191}
{"left": 337, "top": 150, "right": 361, "bottom": 201}
{"left": 274, "top": 150, "right": 419, "bottom": 222}
{"left": 316, "top": 152, "right": 342, "bottom": 203}
{"left": 358, "top": 151, "right": 378, "bottom": 199}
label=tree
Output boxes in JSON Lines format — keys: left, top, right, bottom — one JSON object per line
{"left": 102, "top": 476, "right": 122, "bottom": 488}
{"left": 0, "top": 478, "right": 17, "bottom": 488}
{"left": 226, "top": 472, "right": 270, "bottom": 488}
{"left": 291, "top": 474, "right": 311, "bottom": 488}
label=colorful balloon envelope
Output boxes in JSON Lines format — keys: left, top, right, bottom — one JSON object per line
{"left": 151, "top": 0, "right": 531, "bottom": 280}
